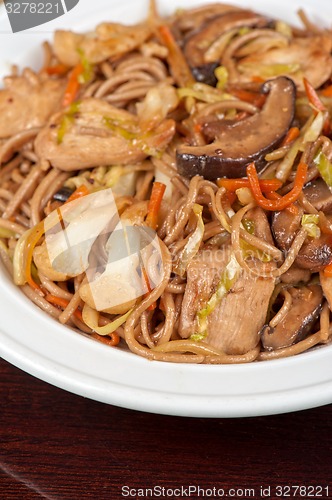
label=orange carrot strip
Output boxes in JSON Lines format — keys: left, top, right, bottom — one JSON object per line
{"left": 157, "top": 25, "right": 194, "bottom": 87}
{"left": 90, "top": 331, "right": 120, "bottom": 347}
{"left": 146, "top": 181, "right": 166, "bottom": 230}
{"left": 321, "top": 85, "right": 332, "bottom": 97}
{"left": 65, "top": 184, "right": 90, "bottom": 204}
{"left": 230, "top": 88, "right": 266, "bottom": 108}
{"left": 323, "top": 262, "right": 332, "bottom": 277}
{"left": 45, "top": 294, "right": 83, "bottom": 320}
{"left": 304, "top": 78, "right": 331, "bottom": 135}
{"left": 46, "top": 63, "right": 69, "bottom": 76}
{"left": 217, "top": 177, "right": 282, "bottom": 193}
{"left": 281, "top": 126, "right": 300, "bottom": 146}
{"left": 265, "top": 191, "right": 299, "bottom": 215}
{"left": 62, "top": 63, "right": 84, "bottom": 108}
{"left": 247, "top": 161, "right": 307, "bottom": 211}
{"left": 303, "top": 77, "right": 327, "bottom": 112}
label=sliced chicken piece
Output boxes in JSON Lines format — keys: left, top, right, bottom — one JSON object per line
{"left": 179, "top": 208, "right": 276, "bottom": 355}
{"left": 34, "top": 98, "right": 176, "bottom": 171}
{"left": 54, "top": 22, "right": 152, "bottom": 67}
{"left": 261, "top": 285, "right": 323, "bottom": 351}
{"left": 172, "top": 3, "right": 244, "bottom": 33}
{"left": 179, "top": 244, "right": 232, "bottom": 339}
{"left": 237, "top": 35, "right": 332, "bottom": 90}
{"left": 0, "top": 71, "right": 65, "bottom": 138}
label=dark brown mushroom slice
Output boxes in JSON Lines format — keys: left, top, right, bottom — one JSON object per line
{"left": 280, "top": 264, "right": 312, "bottom": 285}
{"left": 295, "top": 234, "right": 332, "bottom": 272}
{"left": 191, "top": 62, "right": 219, "bottom": 87}
{"left": 272, "top": 205, "right": 303, "bottom": 251}
{"left": 176, "top": 76, "right": 296, "bottom": 179}
{"left": 303, "top": 178, "right": 332, "bottom": 214}
{"left": 261, "top": 284, "right": 323, "bottom": 351}
{"left": 184, "top": 10, "right": 269, "bottom": 71}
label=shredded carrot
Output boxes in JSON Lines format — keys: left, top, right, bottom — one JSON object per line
{"left": 65, "top": 184, "right": 90, "bottom": 204}
{"left": 247, "top": 161, "right": 307, "bottom": 211}
{"left": 157, "top": 25, "right": 194, "bottom": 87}
{"left": 62, "top": 63, "right": 84, "bottom": 108}
{"left": 323, "top": 262, "right": 332, "bottom": 277}
{"left": 303, "top": 77, "right": 327, "bottom": 112}
{"left": 251, "top": 75, "right": 265, "bottom": 84}
{"left": 146, "top": 181, "right": 166, "bottom": 230}
{"left": 265, "top": 191, "right": 299, "bottom": 215}
{"left": 303, "top": 77, "right": 331, "bottom": 135}
{"left": 321, "top": 85, "right": 332, "bottom": 98}
{"left": 45, "top": 294, "right": 83, "bottom": 320}
{"left": 218, "top": 177, "right": 282, "bottom": 193}
{"left": 226, "top": 191, "right": 237, "bottom": 206}
{"left": 230, "top": 88, "right": 266, "bottom": 108}
{"left": 281, "top": 126, "right": 300, "bottom": 146}
{"left": 46, "top": 63, "right": 69, "bottom": 76}
{"left": 28, "top": 276, "right": 44, "bottom": 294}
{"left": 90, "top": 331, "right": 120, "bottom": 346}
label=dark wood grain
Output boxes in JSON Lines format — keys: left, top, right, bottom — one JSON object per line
{"left": 1, "top": 358, "right": 332, "bottom": 499}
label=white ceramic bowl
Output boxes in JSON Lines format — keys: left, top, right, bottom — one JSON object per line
{"left": 1, "top": 0, "right": 332, "bottom": 417}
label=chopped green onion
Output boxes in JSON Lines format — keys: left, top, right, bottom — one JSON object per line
{"left": 77, "top": 48, "right": 94, "bottom": 84}
{"left": 57, "top": 101, "right": 81, "bottom": 144}
{"left": 242, "top": 218, "right": 255, "bottom": 234}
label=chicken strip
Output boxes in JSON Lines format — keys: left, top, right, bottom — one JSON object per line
{"left": 0, "top": 70, "right": 65, "bottom": 138}
{"left": 34, "top": 97, "right": 176, "bottom": 170}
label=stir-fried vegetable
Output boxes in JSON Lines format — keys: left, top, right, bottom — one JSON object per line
{"left": 314, "top": 151, "right": 332, "bottom": 187}
{"left": 247, "top": 161, "right": 308, "bottom": 211}
{"left": 145, "top": 181, "right": 166, "bottom": 230}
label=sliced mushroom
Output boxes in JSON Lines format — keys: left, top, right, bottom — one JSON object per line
{"left": 303, "top": 178, "right": 332, "bottom": 214}
{"left": 176, "top": 76, "right": 296, "bottom": 179}
{"left": 183, "top": 11, "right": 269, "bottom": 84}
{"left": 280, "top": 264, "right": 311, "bottom": 285}
{"left": 296, "top": 234, "right": 332, "bottom": 272}
{"left": 261, "top": 285, "right": 323, "bottom": 351}
{"left": 272, "top": 205, "right": 303, "bottom": 250}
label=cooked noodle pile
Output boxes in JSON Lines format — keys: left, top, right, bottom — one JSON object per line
{"left": 1, "top": 1, "right": 332, "bottom": 363}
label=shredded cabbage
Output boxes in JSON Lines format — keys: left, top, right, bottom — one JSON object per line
{"left": 82, "top": 303, "right": 132, "bottom": 335}
{"left": 174, "top": 204, "right": 204, "bottom": 277}
{"left": 301, "top": 214, "right": 321, "bottom": 238}
{"left": 193, "top": 253, "right": 241, "bottom": 339}
{"left": 314, "top": 150, "right": 332, "bottom": 187}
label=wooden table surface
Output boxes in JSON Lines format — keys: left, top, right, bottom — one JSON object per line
{"left": 1, "top": 358, "right": 332, "bottom": 500}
